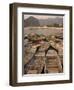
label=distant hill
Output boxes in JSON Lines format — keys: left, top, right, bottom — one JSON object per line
{"left": 24, "top": 16, "right": 40, "bottom": 27}
{"left": 24, "top": 16, "right": 63, "bottom": 27}
{"left": 39, "top": 17, "right": 63, "bottom": 26}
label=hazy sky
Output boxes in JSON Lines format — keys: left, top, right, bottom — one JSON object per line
{"left": 24, "top": 14, "right": 63, "bottom": 20}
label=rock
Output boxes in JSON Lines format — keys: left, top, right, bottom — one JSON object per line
{"left": 46, "top": 50, "right": 57, "bottom": 57}
{"left": 47, "top": 68, "right": 59, "bottom": 73}
{"left": 27, "top": 70, "right": 38, "bottom": 74}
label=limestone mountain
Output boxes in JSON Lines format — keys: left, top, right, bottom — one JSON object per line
{"left": 24, "top": 16, "right": 40, "bottom": 27}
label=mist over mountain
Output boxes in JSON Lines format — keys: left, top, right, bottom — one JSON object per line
{"left": 24, "top": 16, "right": 63, "bottom": 27}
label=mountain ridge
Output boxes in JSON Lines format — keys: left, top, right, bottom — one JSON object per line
{"left": 24, "top": 16, "right": 63, "bottom": 27}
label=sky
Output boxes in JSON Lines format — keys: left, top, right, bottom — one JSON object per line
{"left": 24, "top": 14, "right": 63, "bottom": 20}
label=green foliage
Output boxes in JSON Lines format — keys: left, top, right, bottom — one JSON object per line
{"left": 47, "top": 23, "right": 63, "bottom": 27}
{"left": 53, "top": 23, "right": 59, "bottom": 27}
{"left": 47, "top": 25, "right": 52, "bottom": 27}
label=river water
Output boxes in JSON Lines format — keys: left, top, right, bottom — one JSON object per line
{"left": 24, "top": 27, "right": 63, "bottom": 36}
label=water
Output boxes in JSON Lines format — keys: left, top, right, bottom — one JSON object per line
{"left": 24, "top": 27, "right": 63, "bottom": 36}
